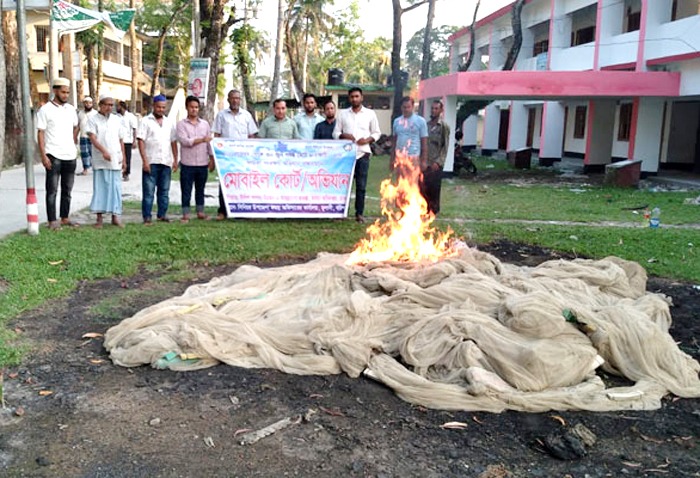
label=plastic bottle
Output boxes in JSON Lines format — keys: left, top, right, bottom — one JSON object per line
{"left": 649, "top": 207, "right": 660, "bottom": 228}
{"left": 643, "top": 207, "right": 651, "bottom": 226}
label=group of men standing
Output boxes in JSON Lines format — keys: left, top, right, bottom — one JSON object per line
{"left": 36, "top": 78, "right": 449, "bottom": 230}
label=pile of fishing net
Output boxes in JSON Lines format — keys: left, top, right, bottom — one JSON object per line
{"left": 104, "top": 248, "right": 700, "bottom": 412}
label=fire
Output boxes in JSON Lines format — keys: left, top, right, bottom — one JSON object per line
{"left": 347, "top": 149, "right": 456, "bottom": 265}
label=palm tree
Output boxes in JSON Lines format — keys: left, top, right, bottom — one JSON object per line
{"left": 285, "top": 0, "right": 335, "bottom": 96}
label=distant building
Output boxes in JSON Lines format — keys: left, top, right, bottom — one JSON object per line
{"left": 324, "top": 84, "right": 396, "bottom": 136}
{"left": 27, "top": 9, "right": 151, "bottom": 112}
{"left": 420, "top": 0, "right": 700, "bottom": 174}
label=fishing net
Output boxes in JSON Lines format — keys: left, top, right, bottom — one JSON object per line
{"left": 104, "top": 249, "right": 700, "bottom": 412}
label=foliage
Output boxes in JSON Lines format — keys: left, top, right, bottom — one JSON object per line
{"left": 310, "top": 1, "right": 392, "bottom": 87}
{"left": 139, "top": 0, "right": 192, "bottom": 92}
{"left": 405, "top": 25, "right": 458, "bottom": 81}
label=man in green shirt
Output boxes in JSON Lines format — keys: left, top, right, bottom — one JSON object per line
{"left": 258, "top": 99, "right": 300, "bottom": 139}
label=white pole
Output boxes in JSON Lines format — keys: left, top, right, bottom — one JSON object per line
{"left": 17, "top": 0, "right": 40, "bottom": 235}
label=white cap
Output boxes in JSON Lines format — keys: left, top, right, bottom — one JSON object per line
{"left": 52, "top": 78, "right": 70, "bottom": 88}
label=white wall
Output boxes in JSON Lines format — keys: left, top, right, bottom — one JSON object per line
{"left": 563, "top": 0, "right": 597, "bottom": 15}
{"left": 646, "top": 15, "right": 700, "bottom": 64}
{"left": 551, "top": 43, "right": 595, "bottom": 71}
{"left": 679, "top": 58, "right": 700, "bottom": 96}
{"left": 564, "top": 102, "right": 587, "bottom": 154}
{"left": 598, "top": 31, "right": 639, "bottom": 68}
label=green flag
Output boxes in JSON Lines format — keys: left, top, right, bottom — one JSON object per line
{"left": 52, "top": 0, "right": 135, "bottom": 40}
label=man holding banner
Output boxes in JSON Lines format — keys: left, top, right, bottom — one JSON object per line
{"left": 212, "top": 89, "right": 258, "bottom": 220}
{"left": 333, "top": 87, "right": 381, "bottom": 223}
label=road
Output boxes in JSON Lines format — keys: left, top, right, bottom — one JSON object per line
{"left": 0, "top": 150, "right": 219, "bottom": 239}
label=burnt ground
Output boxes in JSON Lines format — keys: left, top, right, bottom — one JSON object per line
{"left": 1, "top": 241, "right": 699, "bottom": 478}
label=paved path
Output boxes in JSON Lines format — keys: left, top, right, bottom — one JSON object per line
{"left": 0, "top": 150, "right": 219, "bottom": 239}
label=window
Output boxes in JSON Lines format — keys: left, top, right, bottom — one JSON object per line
{"left": 573, "top": 106, "right": 587, "bottom": 139}
{"left": 618, "top": 103, "right": 633, "bottom": 141}
{"left": 626, "top": 8, "right": 641, "bottom": 32}
{"left": 571, "top": 26, "right": 595, "bottom": 46}
{"left": 123, "top": 45, "right": 131, "bottom": 67}
{"left": 35, "top": 25, "right": 49, "bottom": 53}
{"left": 103, "top": 39, "right": 121, "bottom": 64}
{"left": 533, "top": 39, "right": 549, "bottom": 57}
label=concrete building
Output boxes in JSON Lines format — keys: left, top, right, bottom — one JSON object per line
{"left": 419, "top": 0, "right": 700, "bottom": 175}
{"left": 27, "top": 9, "right": 151, "bottom": 111}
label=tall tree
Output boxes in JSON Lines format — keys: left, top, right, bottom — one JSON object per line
{"left": 199, "top": 0, "right": 242, "bottom": 121}
{"left": 284, "top": 0, "right": 335, "bottom": 97}
{"left": 420, "top": 0, "right": 436, "bottom": 81}
{"left": 390, "top": 0, "right": 429, "bottom": 123}
{"left": 2, "top": 11, "right": 23, "bottom": 167}
{"left": 270, "top": 0, "right": 285, "bottom": 102}
{"left": 76, "top": 25, "right": 101, "bottom": 100}
{"left": 129, "top": 0, "right": 138, "bottom": 112}
{"left": 458, "top": 0, "right": 480, "bottom": 72}
{"left": 0, "top": 13, "right": 5, "bottom": 176}
{"left": 406, "top": 25, "right": 457, "bottom": 81}
{"left": 141, "top": 0, "right": 190, "bottom": 99}
{"left": 231, "top": 22, "right": 268, "bottom": 114}
{"left": 456, "top": 0, "right": 525, "bottom": 130}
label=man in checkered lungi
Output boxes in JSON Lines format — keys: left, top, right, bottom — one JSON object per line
{"left": 78, "top": 96, "right": 97, "bottom": 175}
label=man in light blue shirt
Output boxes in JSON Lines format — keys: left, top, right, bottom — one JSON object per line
{"left": 294, "top": 93, "right": 323, "bottom": 140}
{"left": 391, "top": 96, "right": 428, "bottom": 180}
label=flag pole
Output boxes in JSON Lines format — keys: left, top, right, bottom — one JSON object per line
{"left": 17, "top": 0, "right": 39, "bottom": 235}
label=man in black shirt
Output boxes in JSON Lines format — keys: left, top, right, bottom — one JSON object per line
{"left": 313, "top": 101, "right": 337, "bottom": 139}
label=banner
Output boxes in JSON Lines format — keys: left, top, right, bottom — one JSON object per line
{"left": 212, "top": 139, "right": 357, "bottom": 219}
{"left": 51, "top": 0, "right": 135, "bottom": 40}
{"left": 186, "top": 58, "right": 211, "bottom": 103}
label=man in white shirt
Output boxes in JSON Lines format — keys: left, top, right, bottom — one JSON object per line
{"left": 137, "top": 94, "right": 178, "bottom": 225}
{"left": 86, "top": 95, "right": 126, "bottom": 228}
{"left": 116, "top": 100, "right": 138, "bottom": 181}
{"left": 333, "top": 87, "right": 381, "bottom": 223}
{"left": 294, "top": 93, "right": 323, "bottom": 140}
{"left": 36, "top": 77, "right": 80, "bottom": 230}
{"left": 212, "top": 89, "right": 258, "bottom": 220}
{"left": 78, "top": 96, "right": 97, "bottom": 175}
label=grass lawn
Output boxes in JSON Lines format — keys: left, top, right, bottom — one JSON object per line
{"left": 0, "top": 154, "right": 698, "bottom": 365}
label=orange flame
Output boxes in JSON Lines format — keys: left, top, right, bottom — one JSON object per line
{"left": 347, "top": 149, "right": 456, "bottom": 265}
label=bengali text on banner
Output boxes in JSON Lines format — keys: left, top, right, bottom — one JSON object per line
{"left": 211, "top": 139, "right": 357, "bottom": 218}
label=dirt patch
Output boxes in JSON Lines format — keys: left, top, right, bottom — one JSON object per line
{"left": 1, "top": 241, "right": 698, "bottom": 477}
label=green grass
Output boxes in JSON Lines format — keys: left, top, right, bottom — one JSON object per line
{"left": 0, "top": 154, "right": 698, "bottom": 366}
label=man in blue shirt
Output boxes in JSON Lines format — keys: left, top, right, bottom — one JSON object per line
{"left": 391, "top": 96, "right": 428, "bottom": 181}
{"left": 294, "top": 93, "right": 323, "bottom": 139}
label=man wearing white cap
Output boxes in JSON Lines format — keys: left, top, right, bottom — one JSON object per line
{"left": 78, "top": 96, "right": 97, "bottom": 175}
{"left": 36, "top": 77, "right": 80, "bottom": 230}
{"left": 86, "top": 95, "right": 126, "bottom": 228}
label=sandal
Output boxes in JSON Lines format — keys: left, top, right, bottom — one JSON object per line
{"left": 61, "top": 220, "right": 81, "bottom": 228}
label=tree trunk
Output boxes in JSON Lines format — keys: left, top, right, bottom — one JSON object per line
{"left": 420, "top": 0, "right": 436, "bottom": 81}
{"left": 96, "top": 0, "right": 104, "bottom": 97}
{"left": 459, "top": 0, "right": 480, "bottom": 72}
{"left": 200, "top": 0, "right": 239, "bottom": 123}
{"left": 284, "top": 17, "right": 305, "bottom": 99}
{"left": 2, "top": 12, "right": 24, "bottom": 167}
{"left": 0, "top": 15, "right": 5, "bottom": 176}
{"left": 502, "top": 0, "right": 525, "bottom": 71}
{"left": 390, "top": 0, "right": 403, "bottom": 124}
{"left": 86, "top": 45, "right": 97, "bottom": 99}
{"left": 149, "top": 31, "right": 168, "bottom": 99}
{"left": 270, "top": 0, "right": 285, "bottom": 103}
{"left": 391, "top": 0, "right": 429, "bottom": 124}
{"left": 130, "top": 0, "right": 138, "bottom": 112}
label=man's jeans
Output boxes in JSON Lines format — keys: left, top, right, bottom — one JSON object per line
{"left": 142, "top": 163, "right": 172, "bottom": 220}
{"left": 354, "top": 154, "right": 370, "bottom": 217}
{"left": 180, "top": 164, "right": 208, "bottom": 215}
{"left": 45, "top": 155, "right": 77, "bottom": 222}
